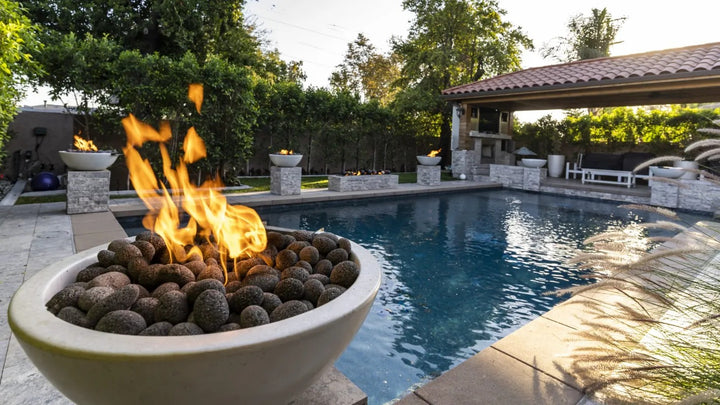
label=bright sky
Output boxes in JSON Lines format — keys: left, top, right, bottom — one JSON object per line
{"left": 22, "top": 0, "right": 720, "bottom": 117}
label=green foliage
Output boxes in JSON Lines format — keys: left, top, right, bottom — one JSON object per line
{"left": 542, "top": 7, "right": 625, "bottom": 62}
{"left": 514, "top": 115, "right": 566, "bottom": 156}
{"left": 0, "top": 0, "right": 42, "bottom": 164}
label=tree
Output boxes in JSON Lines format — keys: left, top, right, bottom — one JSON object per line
{"left": 393, "top": 0, "right": 532, "bottom": 164}
{"left": 0, "top": 0, "right": 42, "bottom": 163}
{"left": 541, "top": 8, "right": 625, "bottom": 62}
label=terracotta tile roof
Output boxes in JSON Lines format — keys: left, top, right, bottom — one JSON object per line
{"left": 442, "top": 42, "right": 720, "bottom": 97}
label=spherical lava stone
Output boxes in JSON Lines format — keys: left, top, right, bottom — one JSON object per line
{"left": 275, "top": 249, "right": 298, "bottom": 270}
{"left": 286, "top": 241, "right": 310, "bottom": 255}
{"left": 299, "top": 246, "right": 320, "bottom": 265}
{"left": 312, "top": 236, "right": 337, "bottom": 255}
{"left": 325, "top": 248, "right": 349, "bottom": 265}
{"left": 86, "top": 284, "right": 141, "bottom": 327}
{"left": 313, "top": 259, "right": 333, "bottom": 277}
{"left": 193, "top": 289, "right": 229, "bottom": 333}
{"left": 228, "top": 285, "right": 264, "bottom": 313}
{"left": 139, "top": 321, "right": 173, "bottom": 336}
{"left": 157, "top": 263, "right": 195, "bottom": 286}
{"left": 261, "top": 292, "right": 282, "bottom": 314}
{"left": 241, "top": 273, "right": 279, "bottom": 292}
{"left": 154, "top": 290, "right": 189, "bottom": 325}
{"left": 270, "top": 300, "right": 308, "bottom": 322}
{"left": 186, "top": 278, "right": 226, "bottom": 303}
{"left": 281, "top": 267, "right": 309, "bottom": 283}
{"left": 131, "top": 297, "right": 159, "bottom": 325}
{"left": 56, "top": 306, "right": 89, "bottom": 327}
{"left": 114, "top": 243, "right": 143, "bottom": 266}
{"left": 168, "top": 322, "right": 204, "bottom": 335}
{"left": 96, "top": 250, "right": 116, "bottom": 267}
{"left": 95, "top": 310, "right": 147, "bottom": 335}
{"left": 152, "top": 282, "right": 180, "bottom": 299}
{"left": 317, "top": 287, "right": 345, "bottom": 306}
{"left": 240, "top": 305, "right": 270, "bottom": 328}
{"left": 131, "top": 240, "right": 156, "bottom": 263}
{"left": 274, "top": 278, "right": 304, "bottom": 302}
{"left": 87, "top": 271, "right": 131, "bottom": 290}
{"left": 46, "top": 285, "right": 85, "bottom": 314}
{"left": 76, "top": 265, "right": 112, "bottom": 283}
{"left": 329, "top": 261, "right": 359, "bottom": 288}
{"left": 78, "top": 286, "right": 114, "bottom": 312}
{"left": 303, "top": 279, "right": 325, "bottom": 304}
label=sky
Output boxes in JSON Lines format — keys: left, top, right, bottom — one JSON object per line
{"left": 21, "top": 0, "right": 720, "bottom": 120}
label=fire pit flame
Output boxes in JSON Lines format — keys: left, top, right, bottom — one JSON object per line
{"left": 73, "top": 133, "right": 98, "bottom": 152}
{"left": 427, "top": 148, "right": 441, "bottom": 157}
{"left": 121, "top": 84, "right": 267, "bottom": 282}
{"left": 278, "top": 149, "right": 294, "bottom": 155}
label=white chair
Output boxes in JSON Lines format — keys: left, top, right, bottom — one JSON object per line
{"left": 565, "top": 154, "right": 584, "bottom": 179}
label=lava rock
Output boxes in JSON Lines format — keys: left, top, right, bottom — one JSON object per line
{"left": 313, "top": 259, "right": 334, "bottom": 277}
{"left": 291, "top": 229, "right": 314, "bottom": 242}
{"left": 126, "top": 257, "right": 149, "bottom": 283}
{"left": 137, "top": 263, "right": 163, "bottom": 289}
{"left": 199, "top": 242, "right": 219, "bottom": 262}
{"left": 168, "top": 322, "right": 204, "bottom": 335}
{"left": 139, "top": 321, "right": 173, "bottom": 336}
{"left": 107, "top": 239, "right": 130, "bottom": 253}
{"left": 131, "top": 240, "right": 156, "bottom": 263}
{"left": 152, "top": 282, "right": 180, "bottom": 299}
{"left": 154, "top": 290, "right": 190, "bottom": 325}
{"left": 185, "top": 278, "right": 226, "bottom": 303}
{"left": 228, "top": 285, "right": 264, "bottom": 313}
{"left": 246, "top": 264, "right": 280, "bottom": 278}
{"left": 295, "top": 260, "right": 313, "bottom": 273}
{"left": 301, "top": 300, "right": 315, "bottom": 311}
{"left": 317, "top": 288, "right": 344, "bottom": 306}
{"left": 193, "top": 289, "right": 230, "bottom": 333}
{"left": 270, "top": 300, "right": 308, "bottom": 322}
{"left": 274, "top": 278, "right": 304, "bottom": 302}
{"left": 76, "top": 265, "right": 112, "bottom": 283}
{"left": 96, "top": 250, "right": 116, "bottom": 267}
{"left": 77, "top": 286, "right": 114, "bottom": 312}
{"left": 46, "top": 285, "right": 86, "bottom": 314}
{"left": 131, "top": 297, "right": 160, "bottom": 325}
{"left": 266, "top": 231, "right": 287, "bottom": 250}
{"left": 261, "top": 292, "right": 283, "bottom": 314}
{"left": 338, "top": 238, "right": 352, "bottom": 253}
{"left": 135, "top": 231, "right": 166, "bottom": 256}
{"left": 286, "top": 241, "right": 310, "bottom": 255}
{"left": 225, "top": 280, "right": 242, "bottom": 294}
{"left": 218, "top": 323, "right": 241, "bottom": 332}
{"left": 313, "top": 236, "right": 337, "bottom": 256}
{"left": 241, "top": 273, "right": 279, "bottom": 292}
{"left": 317, "top": 232, "right": 339, "bottom": 242}
{"left": 281, "top": 267, "right": 309, "bottom": 283}
{"left": 234, "top": 257, "right": 265, "bottom": 279}
{"left": 56, "top": 306, "right": 89, "bottom": 327}
{"left": 197, "top": 265, "right": 224, "bottom": 283}
{"left": 86, "top": 284, "right": 141, "bottom": 326}
{"left": 325, "top": 248, "right": 349, "bottom": 265}
{"left": 183, "top": 260, "right": 206, "bottom": 277}
{"left": 157, "top": 263, "right": 195, "bottom": 286}
{"left": 240, "top": 305, "right": 270, "bottom": 328}
{"left": 299, "top": 246, "right": 320, "bottom": 265}
{"left": 329, "top": 261, "right": 359, "bottom": 288}
{"left": 96, "top": 310, "right": 147, "bottom": 335}
{"left": 303, "top": 279, "right": 325, "bottom": 304}
{"left": 308, "top": 274, "right": 330, "bottom": 285}
{"left": 275, "top": 249, "right": 298, "bottom": 270}
{"left": 88, "top": 271, "right": 131, "bottom": 290}
{"left": 114, "top": 243, "right": 144, "bottom": 266}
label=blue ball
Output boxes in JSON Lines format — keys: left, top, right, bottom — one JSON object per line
{"left": 31, "top": 172, "right": 60, "bottom": 191}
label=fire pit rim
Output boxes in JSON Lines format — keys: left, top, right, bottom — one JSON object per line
{"left": 8, "top": 226, "right": 381, "bottom": 358}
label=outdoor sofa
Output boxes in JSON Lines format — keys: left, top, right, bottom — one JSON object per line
{"left": 566, "top": 152, "right": 655, "bottom": 187}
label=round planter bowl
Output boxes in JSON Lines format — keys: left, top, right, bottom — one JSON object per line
{"left": 416, "top": 156, "right": 442, "bottom": 166}
{"left": 8, "top": 227, "right": 381, "bottom": 405}
{"left": 521, "top": 158, "right": 547, "bottom": 168}
{"left": 269, "top": 153, "right": 303, "bottom": 167}
{"left": 651, "top": 166, "right": 685, "bottom": 179}
{"left": 59, "top": 151, "right": 119, "bottom": 171}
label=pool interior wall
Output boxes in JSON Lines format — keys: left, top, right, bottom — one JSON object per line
{"left": 116, "top": 189, "right": 710, "bottom": 404}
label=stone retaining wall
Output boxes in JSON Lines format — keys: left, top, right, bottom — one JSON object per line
{"left": 328, "top": 174, "right": 399, "bottom": 192}
{"left": 489, "top": 164, "right": 544, "bottom": 191}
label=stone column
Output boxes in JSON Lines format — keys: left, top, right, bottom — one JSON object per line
{"left": 270, "top": 166, "right": 301, "bottom": 196}
{"left": 451, "top": 150, "right": 470, "bottom": 178}
{"left": 66, "top": 170, "right": 111, "bottom": 214}
{"left": 650, "top": 181, "right": 679, "bottom": 208}
{"left": 417, "top": 165, "right": 441, "bottom": 186}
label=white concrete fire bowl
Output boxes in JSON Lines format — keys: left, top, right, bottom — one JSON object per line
{"left": 8, "top": 227, "right": 381, "bottom": 405}
{"left": 59, "top": 150, "right": 119, "bottom": 171}
{"left": 651, "top": 166, "right": 685, "bottom": 179}
{"left": 269, "top": 153, "right": 303, "bottom": 167}
{"left": 521, "top": 158, "right": 547, "bottom": 168}
{"left": 416, "top": 155, "right": 441, "bottom": 166}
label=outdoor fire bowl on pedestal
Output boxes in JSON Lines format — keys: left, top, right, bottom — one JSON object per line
{"left": 8, "top": 227, "right": 381, "bottom": 405}
{"left": 416, "top": 155, "right": 441, "bottom": 166}
{"left": 521, "top": 158, "right": 547, "bottom": 168}
{"left": 59, "top": 150, "right": 119, "bottom": 171}
{"left": 269, "top": 153, "right": 303, "bottom": 167}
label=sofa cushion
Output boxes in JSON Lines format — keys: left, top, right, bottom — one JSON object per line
{"left": 621, "top": 152, "right": 655, "bottom": 174}
{"left": 582, "top": 153, "right": 624, "bottom": 170}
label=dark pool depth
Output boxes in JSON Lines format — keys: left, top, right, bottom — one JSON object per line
{"left": 117, "top": 190, "right": 707, "bottom": 404}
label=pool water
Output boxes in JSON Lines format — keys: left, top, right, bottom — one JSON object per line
{"left": 117, "top": 189, "right": 707, "bottom": 404}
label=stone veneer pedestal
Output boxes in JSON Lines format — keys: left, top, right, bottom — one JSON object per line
{"left": 66, "top": 170, "right": 110, "bottom": 214}
{"left": 417, "top": 165, "right": 441, "bottom": 186}
{"left": 328, "top": 174, "right": 399, "bottom": 192}
{"left": 270, "top": 166, "right": 301, "bottom": 196}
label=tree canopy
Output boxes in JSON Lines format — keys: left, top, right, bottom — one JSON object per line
{"left": 542, "top": 7, "right": 625, "bottom": 62}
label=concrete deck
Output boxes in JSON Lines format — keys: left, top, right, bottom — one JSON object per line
{"left": 0, "top": 178, "right": 706, "bottom": 404}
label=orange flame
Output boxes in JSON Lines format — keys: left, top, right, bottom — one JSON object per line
{"left": 122, "top": 85, "right": 267, "bottom": 282}
{"left": 278, "top": 149, "right": 294, "bottom": 155}
{"left": 427, "top": 148, "right": 441, "bottom": 157}
{"left": 73, "top": 134, "right": 98, "bottom": 151}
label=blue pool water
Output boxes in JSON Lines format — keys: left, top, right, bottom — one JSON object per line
{"left": 117, "top": 189, "right": 707, "bottom": 404}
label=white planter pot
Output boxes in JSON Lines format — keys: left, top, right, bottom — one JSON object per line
{"left": 673, "top": 160, "right": 699, "bottom": 180}
{"left": 547, "top": 155, "right": 565, "bottom": 178}
{"left": 8, "top": 227, "right": 381, "bottom": 405}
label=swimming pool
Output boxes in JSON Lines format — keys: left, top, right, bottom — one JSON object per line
{"left": 117, "top": 189, "right": 707, "bottom": 404}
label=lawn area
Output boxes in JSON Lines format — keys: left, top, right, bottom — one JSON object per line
{"left": 14, "top": 171, "right": 455, "bottom": 204}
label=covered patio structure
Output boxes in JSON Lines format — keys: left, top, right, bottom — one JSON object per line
{"left": 441, "top": 41, "right": 720, "bottom": 179}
